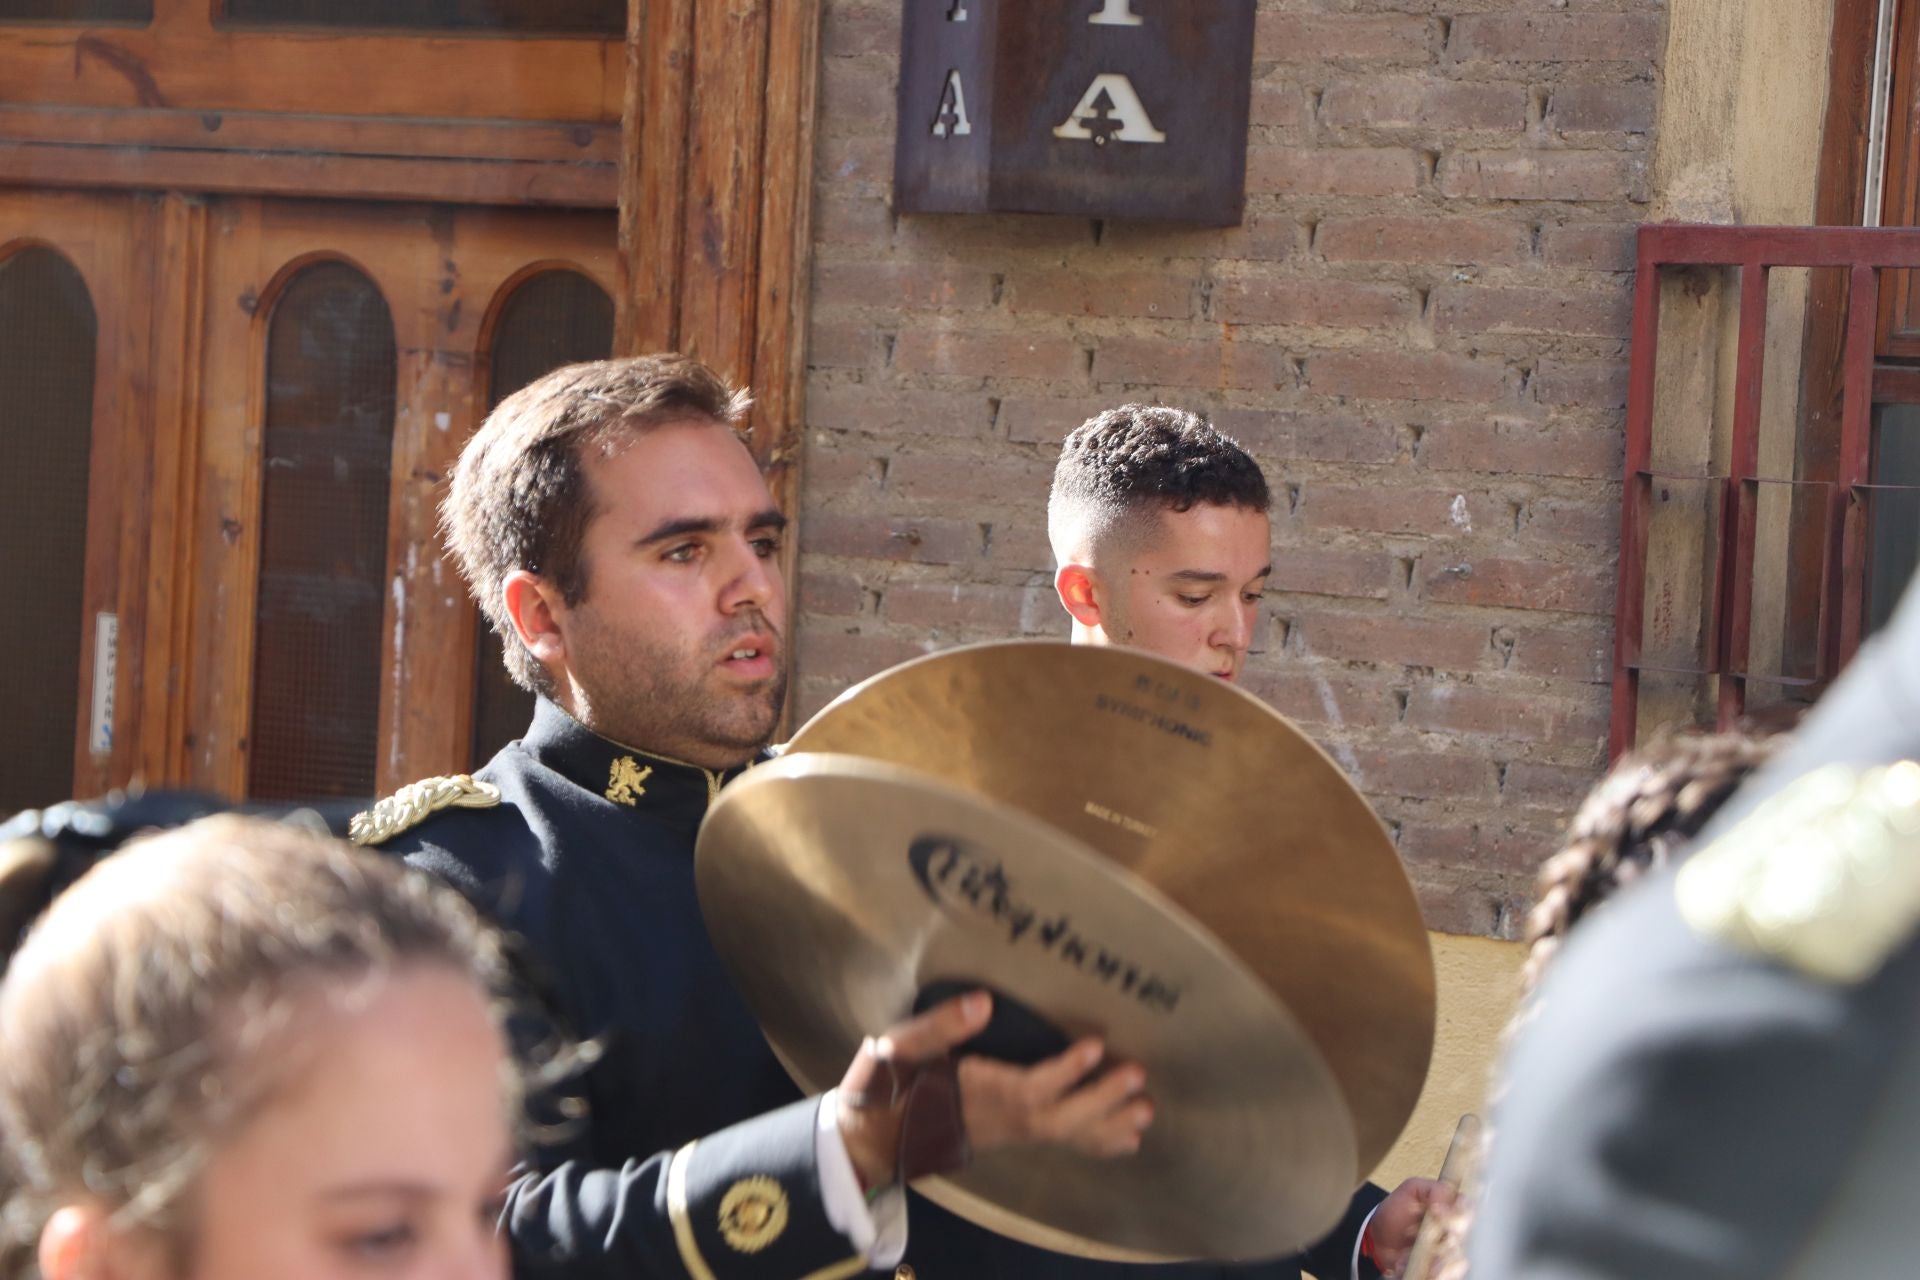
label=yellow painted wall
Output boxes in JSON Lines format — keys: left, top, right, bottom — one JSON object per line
{"left": 1368, "top": 931, "right": 1526, "bottom": 1189}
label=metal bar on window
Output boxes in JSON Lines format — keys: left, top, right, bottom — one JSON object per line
{"left": 1837, "top": 262, "right": 1882, "bottom": 668}
{"left": 1717, "top": 262, "right": 1770, "bottom": 728}
{"left": 1609, "top": 227, "right": 1667, "bottom": 758}
{"left": 1640, "top": 224, "right": 1920, "bottom": 268}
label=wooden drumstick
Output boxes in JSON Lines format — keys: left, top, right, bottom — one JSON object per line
{"left": 1399, "top": 1113, "right": 1481, "bottom": 1280}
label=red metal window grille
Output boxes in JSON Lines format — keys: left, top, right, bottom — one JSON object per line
{"left": 1612, "top": 224, "right": 1920, "bottom": 758}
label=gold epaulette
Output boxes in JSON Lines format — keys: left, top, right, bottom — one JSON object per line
{"left": 1677, "top": 760, "right": 1920, "bottom": 983}
{"left": 349, "top": 774, "right": 502, "bottom": 847}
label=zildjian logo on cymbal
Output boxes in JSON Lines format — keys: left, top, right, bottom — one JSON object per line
{"left": 907, "top": 834, "right": 1183, "bottom": 1014}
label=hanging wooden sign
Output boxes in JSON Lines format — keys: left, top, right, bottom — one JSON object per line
{"left": 894, "top": 0, "right": 1256, "bottom": 226}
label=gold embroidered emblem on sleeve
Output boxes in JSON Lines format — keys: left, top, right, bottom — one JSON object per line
{"left": 718, "top": 1175, "right": 789, "bottom": 1253}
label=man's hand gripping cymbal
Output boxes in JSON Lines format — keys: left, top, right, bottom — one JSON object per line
{"left": 836, "top": 990, "right": 1155, "bottom": 1191}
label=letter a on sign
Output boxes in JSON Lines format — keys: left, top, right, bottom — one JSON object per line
{"left": 932, "top": 69, "right": 972, "bottom": 137}
{"left": 1052, "top": 74, "right": 1166, "bottom": 145}
{"left": 1087, "top": 0, "right": 1142, "bottom": 25}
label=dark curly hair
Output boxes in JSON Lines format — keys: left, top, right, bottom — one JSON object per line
{"left": 1519, "top": 729, "right": 1780, "bottom": 992}
{"left": 1047, "top": 405, "right": 1269, "bottom": 561}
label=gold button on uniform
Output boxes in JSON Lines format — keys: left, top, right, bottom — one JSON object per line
{"left": 893, "top": 1266, "right": 916, "bottom": 1280}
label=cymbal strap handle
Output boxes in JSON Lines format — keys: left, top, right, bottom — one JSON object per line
{"left": 841, "top": 1049, "right": 972, "bottom": 1185}
{"left": 898, "top": 1053, "right": 970, "bottom": 1183}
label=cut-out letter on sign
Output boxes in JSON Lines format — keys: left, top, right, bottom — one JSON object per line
{"left": 1051, "top": 74, "right": 1166, "bottom": 145}
{"left": 933, "top": 69, "right": 972, "bottom": 138}
{"left": 1088, "top": 0, "right": 1142, "bottom": 25}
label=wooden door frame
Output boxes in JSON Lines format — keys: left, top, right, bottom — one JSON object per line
{"left": 0, "top": 0, "right": 823, "bottom": 796}
{"left": 1879, "top": 0, "right": 1920, "bottom": 353}
{"left": 0, "top": 1, "right": 623, "bottom": 206}
{"left": 1780, "top": 0, "right": 1886, "bottom": 676}
{"left": 616, "top": 0, "right": 823, "bottom": 589}
{"left": 137, "top": 192, "right": 211, "bottom": 790}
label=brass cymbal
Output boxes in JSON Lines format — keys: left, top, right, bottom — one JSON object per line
{"left": 784, "top": 641, "right": 1435, "bottom": 1176}
{"left": 697, "top": 752, "right": 1359, "bottom": 1261}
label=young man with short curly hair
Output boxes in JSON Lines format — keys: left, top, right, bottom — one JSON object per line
{"left": 1048, "top": 405, "right": 1275, "bottom": 683}
{"left": 1047, "top": 403, "right": 1451, "bottom": 1277}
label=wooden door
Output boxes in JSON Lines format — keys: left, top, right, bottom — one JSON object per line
{"left": 179, "top": 198, "right": 617, "bottom": 801}
{"left": 0, "top": 0, "right": 821, "bottom": 815}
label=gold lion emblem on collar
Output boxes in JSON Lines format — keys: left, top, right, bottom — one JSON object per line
{"left": 718, "top": 1175, "right": 788, "bottom": 1253}
{"left": 606, "top": 756, "right": 653, "bottom": 806}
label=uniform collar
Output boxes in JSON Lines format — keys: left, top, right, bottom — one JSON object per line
{"left": 522, "top": 697, "right": 757, "bottom": 828}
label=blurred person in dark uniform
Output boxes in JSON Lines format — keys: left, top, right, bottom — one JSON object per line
{"left": 1468, "top": 572, "right": 1920, "bottom": 1279}
{"left": 1404, "top": 728, "right": 1782, "bottom": 1280}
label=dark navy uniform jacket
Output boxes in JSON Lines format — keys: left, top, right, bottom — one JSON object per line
{"left": 1471, "top": 574, "right": 1920, "bottom": 1278}
{"left": 378, "top": 697, "right": 1384, "bottom": 1279}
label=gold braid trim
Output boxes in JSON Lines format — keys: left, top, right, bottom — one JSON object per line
{"left": 666, "top": 1143, "right": 719, "bottom": 1280}
{"left": 348, "top": 775, "right": 502, "bottom": 847}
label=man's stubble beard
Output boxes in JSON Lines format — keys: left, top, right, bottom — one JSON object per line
{"left": 568, "top": 612, "right": 788, "bottom": 767}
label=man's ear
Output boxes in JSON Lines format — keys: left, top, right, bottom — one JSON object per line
{"left": 1054, "top": 563, "right": 1104, "bottom": 630}
{"left": 502, "top": 570, "right": 570, "bottom": 677}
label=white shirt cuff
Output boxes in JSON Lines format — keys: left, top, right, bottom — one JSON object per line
{"left": 1352, "top": 1201, "right": 1382, "bottom": 1280}
{"left": 816, "top": 1088, "right": 909, "bottom": 1268}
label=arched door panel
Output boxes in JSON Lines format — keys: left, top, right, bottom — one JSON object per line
{"left": 0, "top": 192, "right": 148, "bottom": 815}
{"left": 0, "top": 245, "right": 96, "bottom": 813}
{"left": 184, "top": 197, "right": 616, "bottom": 799}
{"left": 246, "top": 259, "right": 397, "bottom": 801}
{"left": 470, "top": 265, "right": 615, "bottom": 767}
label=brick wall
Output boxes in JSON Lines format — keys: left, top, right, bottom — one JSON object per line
{"left": 796, "top": 0, "right": 1662, "bottom": 938}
